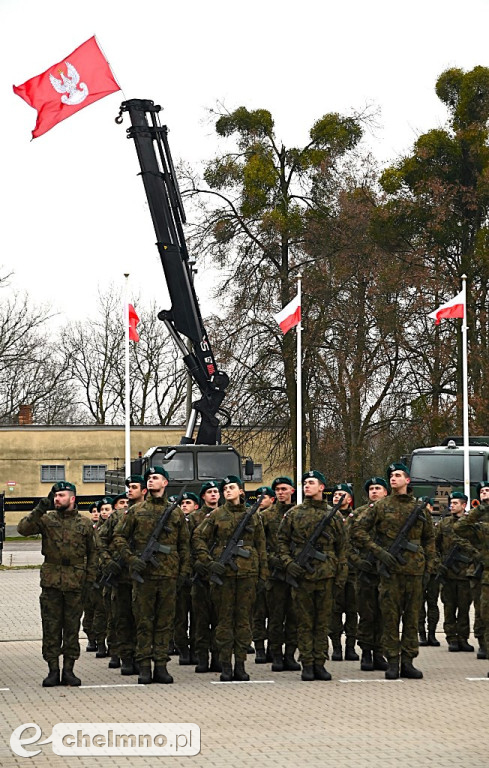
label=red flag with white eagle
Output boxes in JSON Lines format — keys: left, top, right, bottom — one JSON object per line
{"left": 13, "top": 36, "right": 120, "bottom": 139}
{"left": 274, "top": 294, "right": 301, "bottom": 334}
{"left": 428, "top": 290, "right": 465, "bottom": 325}
{"left": 128, "top": 304, "right": 140, "bottom": 342}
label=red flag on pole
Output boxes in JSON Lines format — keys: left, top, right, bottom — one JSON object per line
{"left": 128, "top": 304, "right": 140, "bottom": 342}
{"left": 428, "top": 290, "right": 465, "bottom": 325}
{"left": 273, "top": 294, "right": 301, "bottom": 334}
{"left": 13, "top": 36, "right": 120, "bottom": 139}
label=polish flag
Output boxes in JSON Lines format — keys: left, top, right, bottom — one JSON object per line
{"left": 428, "top": 290, "right": 465, "bottom": 325}
{"left": 128, "top": 304, "right": 140, "bottom": 342}
{"left": 274, "top": 294, "right": 301, "bottom": 334}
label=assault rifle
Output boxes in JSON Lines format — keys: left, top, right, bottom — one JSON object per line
{"left": 132, "top": 488, "right": 187, "bottom": 584}
{"left": 277, "top": 494, "right": 346, "bottom": 588}
{"left": 436, "top": 543, "right": 471, "bottom": 582}
{"left": 378, "top": 498, "right": 429, "bottom": 578}
{"left": 93, "top": 552, "right": 125, "bottom": 590}
{"left": 210, "top": 494, "right": 265, "bottom": 586}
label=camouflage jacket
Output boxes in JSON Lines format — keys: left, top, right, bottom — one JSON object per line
{"left": 192, "top": 500, "right": 269, "bottom": 580}
{"left": 97, "top": 509, "right": 132, "bottom": 584}
{"left": 113, "top": 494, "right": 190, "bottom": 580}
{"left": 351, "top": 493, "right": 435, "bottom": 575}
{"left": 17, "top": 498, "right": 96, "bottom": 590}
{"left": 277, "top": 498, "right": 347, "bottom": 583}
{"left": 454, "top": 504, "right": 489, "bottom": 585}
{"left": 261, "top": 501, "right": 292, "bottom": 574}
{"left": 435, "top": 513, "right": 477, "bottom": 580}
{"left": 338, "top": 507, "right": 359, "bottom": 583}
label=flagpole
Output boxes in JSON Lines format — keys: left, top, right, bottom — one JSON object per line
{"left": 461, "top": 274, "right": 470, "bottom": 504}
{"left": 124, "top": 273, "right": 131, "bottom": 480}
{"left": 296, "top": 274, "right": 303, "bottom": 504}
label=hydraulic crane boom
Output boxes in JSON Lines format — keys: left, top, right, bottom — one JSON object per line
{"left": 116, "top": 99, "right": 230, "bottom": 445}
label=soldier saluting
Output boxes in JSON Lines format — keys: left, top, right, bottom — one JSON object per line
{"left": 17, "top": 481, "right": 96, "bottom": 687}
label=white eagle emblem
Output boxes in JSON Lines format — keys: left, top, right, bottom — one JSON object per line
{"left": 49, "top": 61, "right": 89, "bottom": 105}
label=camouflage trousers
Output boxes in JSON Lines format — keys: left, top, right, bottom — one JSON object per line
{"left": 252, "top": 580, "right": 268, "bottom": 642}
{"left": 191, "top": 578, "right": 218, "bottom": 657}
{"left": 111, "top": 582, "right": 136, "bottom": 659}
{"left": 440, "top": 578, "right": 472, "bottom": 643}
{"left": 292, "top": 578, "right": 334, "bottom": 666}
{"left": 132, "top": 578, "right": 177, "bottom": 665}
{"left": 471, "top": 580, "right": 485, "bottom": 644}
{"left": 174, "top": 580, "right": 193, "bottom": 653}
{"left": 418, "top": 574, "right": 440, "bottom": 632}
{"left": 479, "top": 583, "right": 489, "bottom": 653}
{"left": 40, "top": 587, "right": 83, "bottom": 662}
{"left": 210, "top": 576, "right": 256, "bottom": 664}
{"left": 379, "top": 573, "right": 423, "bottom": 662}
{"left": 82, "top": 583, "right": 96, "bottom": 641}
{"left": 329, "top": 579, "right": 358, "bottom": 647}
{"left": 356, "top": 574, "right": 383, "bottom": 653}
{"left": 266, "top": 578, "right": 298, "bottom": 654}
{"left": 92, "top": 586, "right": 116, "bottom": 653}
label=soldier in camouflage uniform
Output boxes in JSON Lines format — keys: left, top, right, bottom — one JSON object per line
{"left": 113, "top": 466, "right": 190, "bottom": 685}
{"left": 329, "top": 483, "right": 359, "bottom": 662}
{"left": 173, "top": 491, "right": 199, "bottom": 665}
{"left": 350, "top": 477, "right": 389, "bottom": 671}
{"left": 92, "top": 497, "right": 114, "bottom": 659}
{"left": 17, "top": 481, "right": 96, "bottom": 687}
{"left": 352, "top": 463, "right": 435, "bottom": 679}
{"left": 467, "top": 482, "right": 489, "bottom": 658}
{"left": 262, "top": 476, "right": 300, "bottom": 672}
{"left": 252, "top": 486, "right": 275, "bottom": 663}
{"left": 436, "top": 492, "right": 476, "bottom": 652}
{"left": 278, "top": 470, "right": 347, "bottom": 681}
{"left": 189, "top": 481, "right": 221, "bottom": 673}
{"left": 417, "top": 498, "right": 441, "bottom": 647}
{"left": 82, "top": 503, "right": 100, "bottom": 652}
{"left": 192, "top": 475, "right": 269, "bottom": 682}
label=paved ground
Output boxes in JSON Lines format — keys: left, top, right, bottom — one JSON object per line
{"left": 1, "top": 568, "right": 489, "bottom": 767}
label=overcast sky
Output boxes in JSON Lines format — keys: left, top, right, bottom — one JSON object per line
{"left": 1, "top": 0, "right": 488, "bottom": 327}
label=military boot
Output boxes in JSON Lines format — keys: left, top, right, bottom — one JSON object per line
{"left": 345, "top": 641, "right": 359, "bottom": 661}
{"left": 448, "top": 640, "right": 460, "bottom": 652}
{"left": 220, "top": 662, "right": 233, "bottom": 682}
{"left": 418, "top": 629, "right": 428, "bottom": 646}
{"left": 95, "top": 640, "right": 108, "bottom": 658}
{"left": 194, "top": 653, "right": 209, "bottom": 673}
{"left": 400, "top": 660, "right": 423, "bottom": 679}
{"left": 301, "top": 664, "right": 315, "bottom": 681}
{"left": 138, "top": 664, "right": 152, "bottom": 684}
{"left": 373, "top": 653, "right": 389, "bottom": 671}
{"left": 477, "top": 644, "right": 487, "bottom": 659}
{"left": 121, "top": 657, "right": 136, "bottom": 675}
{"left": 234, "top": 661, "right": 250, "bottom": 681}
{"left": 283, "top": 647, "right": 301, "bottom": 671}
{"left": 458, "top": 639, "right": 474, "bottom": 652}
{"left": 265, "top": 642, "right": 273, "bottom": 662}
{"left": 254, "top": 641, "right": 267, "bottom": 663}
{"left": 210, "top": 654, "right": 222, "bottom": 672}
{"left": 385, "top": 660, "right": 400, "bottom": 680}
{"left": 331, "top": 642, "right": 343, "bottom": 661}
{"left": 360, "top": 649, "right": 374, "bottom": 671}
{"left": 314, "top": 664, "right": 332, "bottom": 681}
{"left": 108, "top": 655, "right": 121, "bottom": 668}
{"left": 168, "top": 639, "right": 178, "bottom": 656}
{"left": 427, "top": 630, "right": 440, "bottom": 647}
{"left": 178, "top": 646, "right": 192, "bottom": 665}
{"left": 153, "top": 664, "right": 174, "bottom": 684}
{"left": 86, "top": 638, "right": 97, "bottom": 652}
{"left": 271, "top": 651, "right": 284, "bottom": 672}
{"left": 247, "top": 644, "right": 255, "bottom": 654}
{"left": 42, "top": 660, "right": 60, "bottom": 687}
{"left": 61, "top": 659, "right": 81, "bottom": 686}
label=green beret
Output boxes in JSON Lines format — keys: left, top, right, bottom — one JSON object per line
{"left": 200, "top": 480, "right": 220, "bottom": 498}
{"left": 450, "top": 491, "right": 468, "bottom": 503}
{"left": 52, "top": 481, "right": 76, "bottom": 494}
{"left": 220, "top": 475, "right": 243, "bottom": 492}
{"left": 386, "top": 462, "right": 410, "bottom": 478}
{"left": 125, "top": 474, "right": 146, "bottom": 488}
{"left": 144, "top": 465, "right": 169, "bottom": 481}
{"left": 255, "top": 486, "right": 276, "bottom": 498}
{"left": 302, "top": 470, "right": 327, "bottom": 486}
{"left": 181, "top": 491, "right": 200, "bottom": 505}
{"left": 96, "top": 496, "right": 113, "bottom": 511}
{"left": 364, "top": 476, "right": 388, "bottom": 493}
{"left": 333, "top": 483, "right": 353, "bottom": 496}
{"left": 271, "top": 476, "right": 295, "bottom": 490}
{"left": 112, "top": 493, "right": 128, "bottom": 505}
{"left": 477, "top": 481, "right": 489, "bottom": 499}
{"left": 419, "top": 495, "right": 435, "bottom": 506}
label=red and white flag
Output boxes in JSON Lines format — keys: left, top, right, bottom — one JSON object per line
{"left": 13, "top": 36, "right": 120, "bottom": 139}
{"left": 128, "top": 304, "right": 140, "bottom": 342}
{"left": 428, "top": 290, "right": 465, "bottom": 325}
{"left": 274, "top": 294, "right": 301, "bottom": 334}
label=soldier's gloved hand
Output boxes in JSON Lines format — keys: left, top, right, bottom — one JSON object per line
{"left": 286, "top": 562, "right": 305, "bottom": 580}
{"left": 268, "top": 555, "right": 283, "bottom": 570}
{"left": 376, "top": 549, "right": 397, "bottom": 570}
{"left": 193, "top": 561, "right": 209, "bottom": 578}
{"left": 357, "top": 558, "right": 373, "bottom": 573}
{"left": 437, "top": 564, "right": 449, "bottom": 580}
{"left": 334, "top": 579, "right": 346, "bottom": 592}
{"left": 37, "top": 497, "right": 51, "bottom": 514}
{"left": 209, "top": 561, "right": 226, "bottom": 577}
{"left": 422, "top": 571, "right": 430, "bottom": 589}
{"left": 130, "top": 557, "right": 147, "bottom": 576}
{"left": 48, "top": 486, "right": 57, "bottom": 507}
{"left": 104, "top": 560, "right": 122, "bottom": 577}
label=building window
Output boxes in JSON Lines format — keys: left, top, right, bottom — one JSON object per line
{"left": 41, "top": 465, "right": 65, "bottom": 483}
{"left": 242, "top": 463, "right": 262, "bottom": 482}
{"left": 83, "top": 465, "right": 107, "bottom": 483}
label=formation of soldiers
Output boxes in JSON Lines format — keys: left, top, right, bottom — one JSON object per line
{"left": 17, "top": 463, "right": 489, "bottom": 686}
